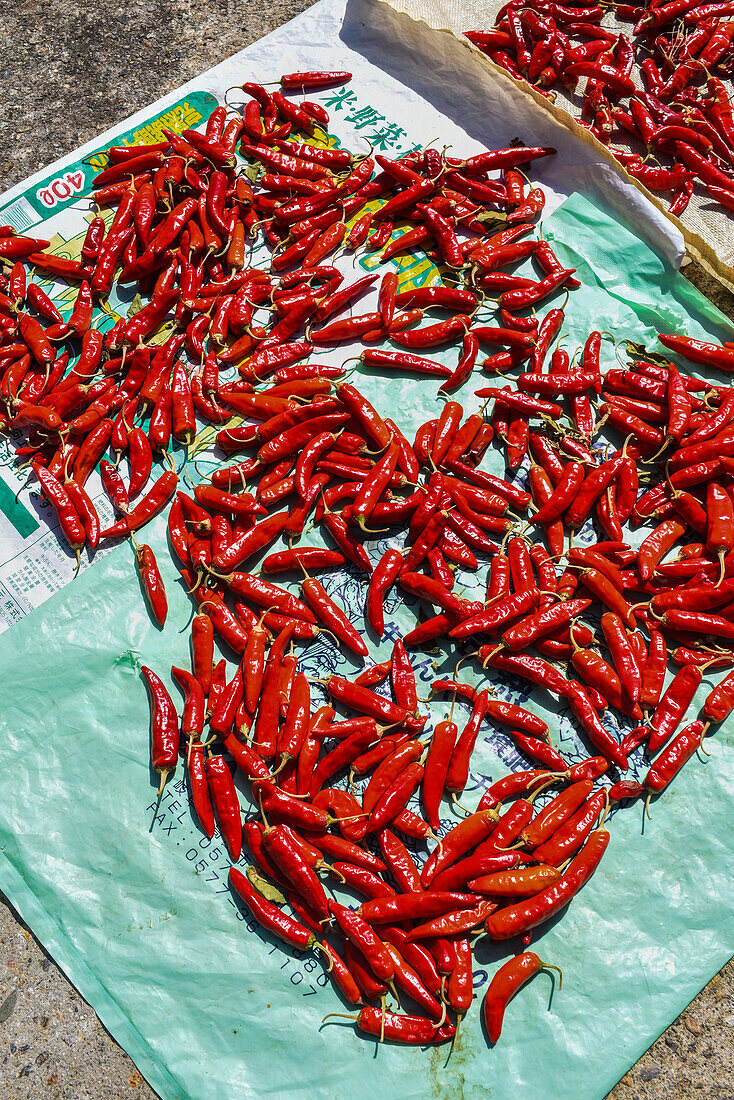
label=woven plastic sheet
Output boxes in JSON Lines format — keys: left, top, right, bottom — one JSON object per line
{"left": 0, "top": 192, "right": 732, "bottom": 1100}
{"left": 377, "top": 0, "right": 734, "bottom": 295}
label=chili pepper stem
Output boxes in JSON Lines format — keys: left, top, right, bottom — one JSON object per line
{"left": 538, "top": 960, "right": 563, "bottom": 989}
{"left": 450, "top": 793, "right": 473, "bottom": 816}
{"left": 716, "top": 551, "right": 726, "bottom": 588}
{"left": 321, "top": 1012, "right": 358, "bottom": 1025}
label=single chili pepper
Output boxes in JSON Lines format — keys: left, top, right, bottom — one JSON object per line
{"left": 34, "top": 466, "right": 86, "bottom": 564}
{"left": 262, "top": 822, "right": 330, "bottom": 920}
{"left": 609, "top": 780, "right": 644, "bottom": 803}
{"left": 363, "top": 760, "right": 426, "bottom": 837}
{"left": 310, "top": 724, "right": 378, "bottom": 796}
{"left": 170, "top": 666, "right": 205, "bottom": 741}
{"left": 648, "top": 663, "right": 702, "bottom": 753}
{"left": 638, "top": 519, "right": 687, "bottom": 581}
{"left": 320, "top": 940, "right": 362, "bottom": 1006}
{"left": 483, "top": 952, "right": 562, "bottom": 1044}
{"left": 328, "top": 1007, "right": 454, "bottom": 1045}
{"left": 702, "top": 666, "right": 734, "bottom": 723}
{"left": 421, "top": 713, "right": 458, "bottom": 831}
{"left": 209, "top": 664, "right": 244, "bottom": 736}
{"left": 580, "top": 567, "right": 636, "bottom": 629}
{"left": 501, "top": 598, "right": 591, "bottom": 653}
{"left": 563, "top": 682, "right": 628, "bottom": 771}
{"left": 229, "top": 866, "right": 322, "bottom": 951}
{"left": 355, "top": 661, "right": 392, "bottom": 689}
{"left": 600, "top": 612, "right": 641, "bottom": 706}
{"left": 399, "top": 570, "right": 472, "bottom": 617}
{"left": 383, "top": 942, "right": 444, "bottom": 1020}
{"left": 134, "top": 541, "right": 167, "bottom": 628}
{"left": 645, "top": 721, "right": 707, "bottom": 807}
{"left": 97, "top": 459, "right": 128, "bottom": 516}
{"left": 470, "top": 865, "right": 563, "bottom": 897}
{"left": 365, "top": 549, "right": 403, "bottom": 637}
{"left": 520, "top": 781, "right": 594, "bottom": 849}
{"left": 214, "top": 512, "right": 290, "bottom": 572}
{"left": 185, "top": 741, "right": 215, "bottom": 839}
{"left": 406, "top": 899, "right": 496, "bottom": 941}
{"left": 385, "top": 639, "right": 415, "bottom": 715}
{"left": 378, "top": 830, "right": 423, "bottom": 894}
{"left": 63, "top": 478, "right": 99, "bottom": 552}
{"left": 141, "top": 666, "right": 178, "bottom": 795}
{"left": 360, "top": 348, "right": 451, "bottom": 379}
{"left": 670, "top": 646, "right": 731, "bottom": 668}
{"left": 329, "top": 900, "right": 394, "bottom": 983}
{"left": 300, "top": 573, "right": 368, "bottom": 657}
{"left": 350, "top": 443, "right": 399, "bottom": 531}
{"left": 391, "top": 314, "right": 471, "bottom": 350}
{"left": 449, "top": 589, "right": 539, "bottom": 640}
{"left": 276, "top": 671, "right": 311, "bottom": 767}
{"left": 705, "top": 482, "right": 734, "bottom": 583}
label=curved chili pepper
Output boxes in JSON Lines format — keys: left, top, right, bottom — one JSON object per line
{"left": 365, "top": 548, "right": 403, "bottom": 636}
{"left": 483, "top": 953, "right": 561, "bottom": 1043}
{"left": 251, "top": 621, "right": 296, "bottom": 758}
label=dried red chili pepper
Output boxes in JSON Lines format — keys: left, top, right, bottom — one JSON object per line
{"left": 141, "top": 666, "right": 178, "bottom": 795}
{"left": 483, "top": 953, "right": 562, "bottom": 1044}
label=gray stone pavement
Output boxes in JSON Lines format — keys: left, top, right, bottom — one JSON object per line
{"left": 0, "top": 1, "right": 731, "bottom": 1096}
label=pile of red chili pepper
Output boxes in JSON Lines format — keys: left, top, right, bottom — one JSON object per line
{"left": 3, "top": 68, "right": 734, "bottom": 1050}
{"left": 465, "top": 0, "right": 734, "bottom": 219}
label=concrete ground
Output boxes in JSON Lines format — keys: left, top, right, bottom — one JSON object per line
{"left": 0, "top": 1, "right": 732, "bottom": 1096}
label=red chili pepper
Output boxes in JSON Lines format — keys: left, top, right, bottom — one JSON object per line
{"left": 141, "top": 666, "right": 178, "bottom": 795}
{"left": 134, "top": 541, "right": 167, "bottom": 628}
{"left": 648, "top": 663, "right": 702, "bottom": 754}
{"left": 328, "top": 1007, "right": 454, "bottom": 1045}
{"left": 329, "top": 900, "right": 394, "bottom": 983}
{"left": 63, "top": 478, "right": 99, "bottom": 552}
{"left": 421, "top": 715, "right": 458, "bottom": 830}
{"left": 34, "top": 466, "right": 86, "bottom": 564}
{"left": 645, "top": 721, "right": 707, "bottom": 805}
{"left": 184, "top": 741, "right": 215, "bottom": 839}
{"left": 300, "top": 573, "right": 368, "bottom": 657}
{"left": 483, "top": 953, "right": 562, "bottom": 1043}
{"left": 485, "top": 829, "right": 609, "bottom": 940}
{"left": 365, "top": 549, "right": 403, "bottom": 637}
{"left": 229, "top": 867, "right": 320, "bottom": 951}
{"left": 100, "top": 467, "right": 177, "bottom": 538}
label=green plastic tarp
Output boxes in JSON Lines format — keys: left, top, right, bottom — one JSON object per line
{"left": 0, "top": 194, "right": 732, "bottom": 1100}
